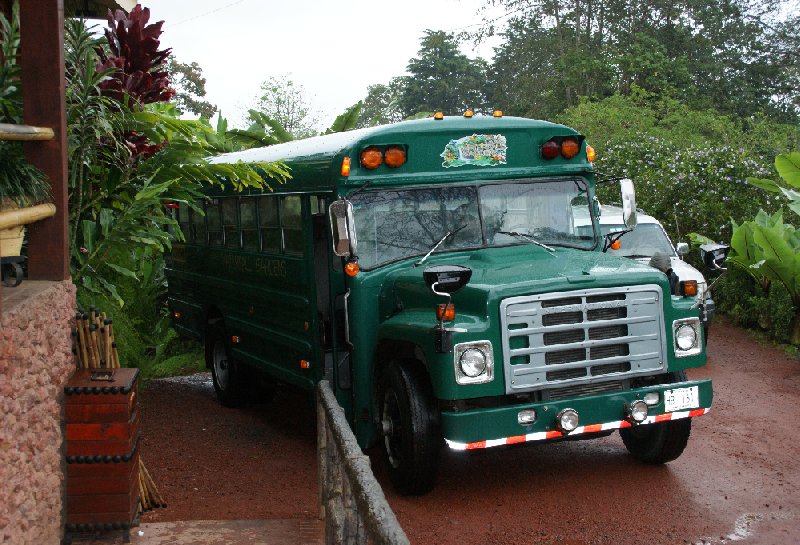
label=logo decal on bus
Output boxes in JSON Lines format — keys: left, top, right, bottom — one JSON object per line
{"left": 440, "top": 134, "right": 507, "bottom": 168}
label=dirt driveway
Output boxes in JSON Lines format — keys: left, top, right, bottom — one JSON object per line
{"left": 139, "top": 318, "right": 800, "bottom": 544}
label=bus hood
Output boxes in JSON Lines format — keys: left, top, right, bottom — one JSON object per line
{"left": 385, "top": 245, "right": 673, "bottom": 317}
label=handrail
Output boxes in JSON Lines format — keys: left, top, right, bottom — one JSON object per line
{"left": 0, "top": 122, "right": 54, "bottom": 141}
{"left": 317, "top": 380, "right": 410, "bottom": 545}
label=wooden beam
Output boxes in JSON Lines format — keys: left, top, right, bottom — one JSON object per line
{"left": 0, "top": 123, "right": 55, "bottom": 141}
{"left": 19, "top": 0, "right": 70, "bottom": 281}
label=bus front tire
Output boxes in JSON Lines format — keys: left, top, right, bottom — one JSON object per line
{"left": 379, "top": 360, "right": 440, "bottom": 496}
{"left": 205, "top": 324, "right": 245, "bottom": 408}
{"left": 620, "top": 370, "right": 692, "bottom": 463}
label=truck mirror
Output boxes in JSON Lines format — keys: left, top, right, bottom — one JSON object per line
{"left": 620, "top": 178, "right": 637, "bottom": 228}
{"left": 423, "top": 265, "right": 472, "bottom": 295}
{"left": 699, "top": 243, "right": 730, "bottom": 271}
{"left": 676, "top": 242, "right": 689, "bottom": 257}
{"left": 329, "top": 199, "right": 358, "bottom": 258}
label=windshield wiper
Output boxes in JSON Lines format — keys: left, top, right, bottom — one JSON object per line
{"left": 496, "top": 230, "right": 556, "bottom": 253}
{"left": 415, "top": 224, "right": 468, "bottom": 267}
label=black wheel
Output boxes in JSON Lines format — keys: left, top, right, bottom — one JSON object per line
{"left": 620, "top": 371, "right": 692, "bottom": 463}
{"left": 379, "top": 360, "right": 441, "bottom": 495}
{"left": 205, "top": 322, "right": 245, "bottom": 407}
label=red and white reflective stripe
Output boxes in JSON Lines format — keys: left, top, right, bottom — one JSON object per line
{"left": 445, "top": 407, "right": 710, "bottom": 451}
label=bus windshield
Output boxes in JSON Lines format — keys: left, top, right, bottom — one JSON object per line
{"left": 350, "top": 178, "right": 594, "bottom": 269}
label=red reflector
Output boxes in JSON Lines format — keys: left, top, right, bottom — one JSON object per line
{"left": 300, "top": 359, "right": 311, "bottom": 369}
{"left": 542, "top": 140, "right": 560, "bottom": 160}
{"left": 231, "top": 335, "right": 241, "bottom": 344}
{"left": 163, "top": 201, "right": 179, "bottom": 209}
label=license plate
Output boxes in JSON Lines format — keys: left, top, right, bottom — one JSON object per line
{"left": 664, "top": 386, "right": 700, "bottom": 412}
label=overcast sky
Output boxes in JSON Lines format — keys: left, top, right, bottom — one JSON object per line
{"left": 144, "top": 0, "right": 502, "bottom": 129}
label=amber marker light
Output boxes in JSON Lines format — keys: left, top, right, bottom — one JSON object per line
{"left": 681, "top": 280, "right": 698, "bottom": 297}
{"left": 384, "top": 145, "right": 407, "bottom": 168}
{"left": 344, "top": 261, "right": 360, "bottom": 277}
{"left": 172, "top": 311, "right": 181, "bottom": 320}
{"left": 341, "top": 157, "right": 351, "bottom": 177}
{"left": 436, "top": 303, "right": 456, "bottom": 321}
{"left": 434, "top": 111, "right": 444, "bottom": 120}
{"left": 586, "top": 144, "right": 596, "bottom": 162}
{"left": 463, "top": 109, "right": 474, "bottom": 118}
{"left": 493, "top": 110, "right": 503, "bottom": 117}
{"left": 610, "top": 239, "right": 621, "bottom": 250}
{"left": 360, "top": 146, "right": 383, "bottom": 169}
{"left": 561, "top": 137, "right": 580, "bottom": 159}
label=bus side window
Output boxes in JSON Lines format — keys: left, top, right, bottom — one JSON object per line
{"left": 222, "top": 198, "right": 239, "bottom": 248}
{"left": 178, "top": 201, "right": 192, "bottom": 242}
{"left": 282, "top": 196, "right": 303, "bottom": 256}
{"left": 206, "top": 199, "right": 222, "bottom": 247}
{"left": 192, "top": 201, "right": 208, "bottom": 244}
{"left": 240, "top": 197, "right": 259, "bottom": 252}
{"left": 258, "top": 197, "right": 280, "bottom": 253}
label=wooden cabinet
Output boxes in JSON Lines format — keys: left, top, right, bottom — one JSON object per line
{"left": 63, "top": 368, "right": 140, "bottom": 544}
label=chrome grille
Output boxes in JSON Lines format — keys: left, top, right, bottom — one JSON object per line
{"left": 500, "top": 285, "right": 666, "bottom": 394}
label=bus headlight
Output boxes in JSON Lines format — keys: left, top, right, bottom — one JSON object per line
{"left": 454, "top": 341, "right": 494, "bottom": 385}
{"left": 673, "top": 318, "right": 702, "bottom": 357}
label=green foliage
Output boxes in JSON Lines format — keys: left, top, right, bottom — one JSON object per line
{"left": 325, "top": 101, "right": 362, "bottom": 134}
{"left": 356, "top": 80, "right": 404, "bottom": 128}
{"left": 398, "top": 30, "right": 489, "bottom": 117}
{"left": 747, "top": 152, "right": 800, "bottom": 216}
{"left": 0, "top": 1, "right": 50, "bottom": 206}
{"left": 476, "top": 0, "right": 799, "bottom": 122}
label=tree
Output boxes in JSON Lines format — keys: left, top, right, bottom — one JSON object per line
{"left": 356, "top": 79, "right": 405, "bottom": 128}
{"left": 167, "top": 58, "right": 217, "bottom": 118}
{"left": 477, "top": 0, "right": 799, "bottom": 122}
{"left": 398, "top": 30, "right": 489, "bottom": 117}
{"left": 251, "top": 74, "right": 319, "bottom": 139}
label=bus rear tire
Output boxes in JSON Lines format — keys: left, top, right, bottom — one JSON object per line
{"left": 620, "top": 371, "right": 692, "bottom": 463}
{"left": 205, "top": 323, "right": 245, "bottom": 408}
{"left": 379, "top": 360, "right": 440, "bottom": 496}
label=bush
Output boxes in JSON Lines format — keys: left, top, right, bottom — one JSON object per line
{"left": 713, "top": 265, "right": 796, "bottom": 343}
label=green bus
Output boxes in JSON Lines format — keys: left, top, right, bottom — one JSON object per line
{"left": 166, "top": 114, "right": 714, "bottom": 495}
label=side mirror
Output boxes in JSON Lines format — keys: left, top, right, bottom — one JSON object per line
{"left": 676, "top": 242, "right": 689, "bottom": 257}
{"left": 423, "top": 265, "right": 472, "bottom": 296}
{"left": 620, "top": 178, "right": 637, "bottom": 228}
{"left": 699, "top": 243, "right": 730, "bottom": 271}
{"left": 329, "top": 199, "right": 357, "bottom": 258}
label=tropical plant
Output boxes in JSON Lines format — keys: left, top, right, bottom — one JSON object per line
{"left": 0, "top": 1, "right": 50, "bottom": 207}
{"left": 727, "top": 209, "right": 799, "bottom": 343}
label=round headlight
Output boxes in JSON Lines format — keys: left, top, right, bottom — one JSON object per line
{"left": 556, "top": 408, "right": 579, "bottom": 433}
{"left": 629, "top": 400, "right": 648, "bottom": 423}
{"left": 675, "top": 324, "right": 697, "bottom": 351}
{"left": 459, "top": 348, "right": 487, "bottom": 378}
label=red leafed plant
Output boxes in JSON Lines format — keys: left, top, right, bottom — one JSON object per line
{"left": 97, "top": 5, "right": 175, "bottom": 108}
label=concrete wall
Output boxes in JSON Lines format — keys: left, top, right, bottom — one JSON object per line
{"left": 0, "top": 280, "right": 76, "bottom": 545}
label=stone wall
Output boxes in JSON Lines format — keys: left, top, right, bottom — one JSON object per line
{"left": 0, "top": 280, "right": 76, "bottom": 545}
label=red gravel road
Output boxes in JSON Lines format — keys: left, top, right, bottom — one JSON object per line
{"left": 139, "top": 318, "right": 800, "bottom": 544}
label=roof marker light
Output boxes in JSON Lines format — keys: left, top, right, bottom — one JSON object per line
{"left": 434, "top": 112, "right": 444, "bottom": 120}
{"left": 493, "top": 110, "right": 503, "bottom": 117}
{"left": 464, "top": 109, "right": 474, "bottom": 118}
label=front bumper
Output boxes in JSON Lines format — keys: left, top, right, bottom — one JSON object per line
{"left": 442, "top": 378, "right": 712, "bottom": 450}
